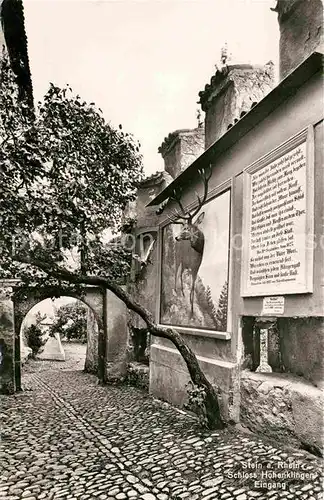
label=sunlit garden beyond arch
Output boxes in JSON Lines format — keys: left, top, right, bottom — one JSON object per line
{"left": 21, "top": 297, "right": 99, "bottom": 375}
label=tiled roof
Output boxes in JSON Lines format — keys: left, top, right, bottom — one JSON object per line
{"left": 226, "top": 101, "right": 258, "bottom": 130}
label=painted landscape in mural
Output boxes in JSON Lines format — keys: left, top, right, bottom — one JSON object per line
{"left": 160, "top": 189, "right": 230, "bottom": 331}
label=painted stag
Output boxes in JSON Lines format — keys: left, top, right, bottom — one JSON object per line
{"left": 171, "top": 167, "right": 212, "bottom": 318}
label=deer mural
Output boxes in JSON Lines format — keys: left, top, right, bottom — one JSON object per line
{"left": 170, "top": 167, "right": 212, "bottom": 318}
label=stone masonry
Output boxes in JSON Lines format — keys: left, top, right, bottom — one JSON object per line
{"left": 273, "top": 0, "right": 324, "bottom": 80}
{"left": 240, "top": 371, "right": 324, "bottom": 457}
{"left": 158, "top": 125, "right": 205, "bottom": 179}
{"left": 198, "top": 63, "right": 275, "bottom": 149}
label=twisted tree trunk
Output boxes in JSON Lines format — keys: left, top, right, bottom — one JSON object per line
{"left": 16, "top": 256, "right": 224, "bottom": 429}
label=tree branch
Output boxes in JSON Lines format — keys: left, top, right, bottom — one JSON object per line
{"left": 15, "top": 254, "right": 224, "bottom": 428}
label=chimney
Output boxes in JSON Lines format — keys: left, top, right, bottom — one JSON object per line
{"left": 198, "top": 62, "right": 275, "bottom": 150}
{"left": 123, "top": 171, "right": 173, "bottom": 229}
{"left": 273, "top": 0, "right": 324, "bottom": 80}
{"left": 158, "top": 124, "right": 205, "bottom": 179}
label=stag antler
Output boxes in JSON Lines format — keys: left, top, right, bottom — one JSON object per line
{"left": 169, "top": 187, "right": 191, "bottom": 221}
{"left": 191, "top": 165, "right": 212, "bottom": 219}
{"left": 169, "top": 165, "right": 212, "bottom": 222}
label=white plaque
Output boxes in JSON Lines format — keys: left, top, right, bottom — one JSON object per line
{"left": 241, "top": 127, "right": 314, "bottom": 296}
{"left": 262, "top": 296, "right": 285, "bottom": 315}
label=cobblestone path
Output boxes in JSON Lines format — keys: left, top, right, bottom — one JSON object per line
{"left": 1, "top": 361, "right": 323, "bottom": 500}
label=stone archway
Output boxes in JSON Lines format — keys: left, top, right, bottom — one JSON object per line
{"left": 0, "top": 281, "right": 129, "bottom": 394}
{"left": 13, "top": 286, "right": 106, "bottom": 391}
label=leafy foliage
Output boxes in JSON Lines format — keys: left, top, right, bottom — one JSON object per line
{"left": 129, "top": 325, "right": 149, "bottom": 364}
{"left": 119, "top": 216, "right": 137, "bottom": 234}
{"left": 0, "top": 52, "right": 143, "bottom": 285}
{"left": 184, "top": 381, "right": 208, "bottom": 428}
{"left": 49, "top": 301, "right": 88, "bottom": 343}
{"left": 24, "top": 311, "right": 47, "bottom": 358}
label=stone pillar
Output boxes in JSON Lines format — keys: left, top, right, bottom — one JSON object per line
{"left": 84, "top": 308, "right": 99, "bottom": 374}
{"left": 267, "top": 320, "right": 281, "bottom": 371}
{"left": 254, "top": 317, "right": 277, "bottom": 373}
{"left": 105, "top": 289, "right": 129, "bottom": 383}
{"left": 0, "top": 286, "right": 15, "bottom": 394}
{"left": 273, "top": 0, "right": 324, "bottom": 80}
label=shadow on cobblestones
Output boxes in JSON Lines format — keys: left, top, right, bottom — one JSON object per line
{"left": 0, "top": 354, "right": 323, "bottom": 500}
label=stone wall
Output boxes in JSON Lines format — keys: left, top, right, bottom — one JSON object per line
{"left": 130, "top": 241, "right": 158, "bottom": 330}
{"left": 277, "top": 317, "right": 324, "bottom": 388}
{"left": 127, "top": 170, "right": 175, "bottom": 335}
{"left": 274, "top": 0, "right": 324, "bottom": 80}
{"left": 150, "top": 343, "right": 239, "bottom": 422}
{"left": 240, "top": 370, "right": 323, "bottom": 456}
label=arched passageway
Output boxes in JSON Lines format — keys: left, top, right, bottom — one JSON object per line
{"left": 0, "top": 283, "right": 129, "bottom": 394}
{"left": 13, "top": 286, "right": 106, "bottom": 391}
{"left": 20, "top": 297, "right": 100, "bottom": 381}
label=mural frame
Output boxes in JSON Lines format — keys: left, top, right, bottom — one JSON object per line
{"left": 241, "top": 126, "right": 315, "bottom": 297}
{"left": 155, "top": 177, "right": 234, "bottom": 340}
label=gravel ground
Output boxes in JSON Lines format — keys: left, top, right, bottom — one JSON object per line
{"left": 0, "top": 346, "right": 323, "bottom": 500}
{"left": 22, "top": 342, "right": 87, "bottom": 374}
